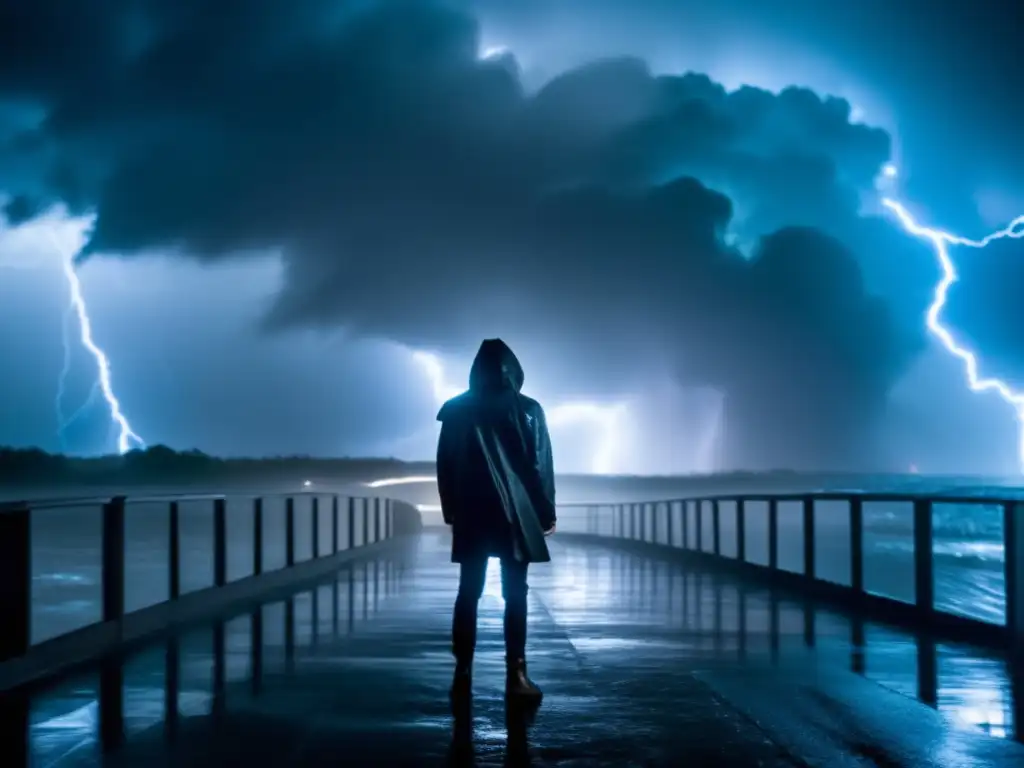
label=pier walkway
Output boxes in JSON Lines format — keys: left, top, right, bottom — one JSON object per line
{"left": 4, "top": 492, "right": 1024, "bottom": 765}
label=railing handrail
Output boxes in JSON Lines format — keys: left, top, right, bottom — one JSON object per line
{"left": 11, "top": 485, "right": 1015, "bottom": 514}
{"left": 557, "top": 489, "right": 1024, "bottom": 508}
{"left": 0, "top": 488, "right": 383, "bottom": 513}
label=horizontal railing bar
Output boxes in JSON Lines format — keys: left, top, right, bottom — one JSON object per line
{"left": 0, "top": 488, "right": 392, "bottom": 513}
{"left": 556, "top": 490, "right": 1024, "bottom": 508}
{"left": 9, "top": 485, "right": 1021, "bottom": 514}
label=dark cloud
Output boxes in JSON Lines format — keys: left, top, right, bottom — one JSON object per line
{"left": 0, "top": 0, "right": 927, "bottom": 470}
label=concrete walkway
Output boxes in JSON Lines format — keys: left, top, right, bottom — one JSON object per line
{"left": 20, "top": 533, "right": 1024, "bottom": 766}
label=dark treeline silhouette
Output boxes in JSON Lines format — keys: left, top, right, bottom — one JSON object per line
{"left": 0, "top": 444, "right": 435, "bottom": 490}
{"left": 1, "top": 445, "right": 995, "bottom": 501}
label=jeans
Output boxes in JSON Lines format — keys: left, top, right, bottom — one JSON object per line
{"left": 452, "top": 557, "right": 529, "bottom": 664}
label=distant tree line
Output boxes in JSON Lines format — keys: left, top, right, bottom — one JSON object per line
{"left": 0, "top": 445, "right": 435, "bottom": 488}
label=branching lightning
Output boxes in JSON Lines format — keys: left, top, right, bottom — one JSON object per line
{"left": 48, "top": 235, "right": 145, "bottom": 454}
{"left": 883, "top": 197, "right": 1024, "bottom": 471}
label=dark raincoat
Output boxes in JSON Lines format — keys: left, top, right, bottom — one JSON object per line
{"left": 436, "top": 339, "right": 556, "bottom": 564}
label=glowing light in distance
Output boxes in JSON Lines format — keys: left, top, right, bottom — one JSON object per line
{"left": 545, "top": 401, "right": 626, "bottom": 474}
{"left": 366, "top": 475, "right": 438, "bottom": 488}
{"left": 480, "top": 45, "right": 510, "bottom": 60}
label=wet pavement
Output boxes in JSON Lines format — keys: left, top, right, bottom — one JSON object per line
{"left": 14, "top": 533, "right": 1024, "bottom": 766}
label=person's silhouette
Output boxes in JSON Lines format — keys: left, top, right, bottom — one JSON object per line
{"left": 436, "top": 339, "right": 557, "bottom": 701}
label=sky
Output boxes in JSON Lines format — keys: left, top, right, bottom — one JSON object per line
{"left": 1, "top": 0, "right": 1023, "bottom": 475}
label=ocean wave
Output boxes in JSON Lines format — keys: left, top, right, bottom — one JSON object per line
{"left": 859, "top": 503, "right": 1005, "bottom": 540}
{"left": 32, "top": 572, "right": 96, "bottom": 586}
{"left": 869, "top": 538, "right": 1005, "bottom": 564}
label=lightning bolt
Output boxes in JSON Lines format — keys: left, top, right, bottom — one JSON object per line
{"left": 411, "top": 350, "right": 624, "bottom": 473}
{"left": 883, "top": 197, "right": 1024, "bottom": 471}
{"left": 48, "top": 235, "right": 145, "bottom": 455}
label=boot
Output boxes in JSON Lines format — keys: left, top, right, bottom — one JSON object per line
{"left": 505, "top": 658, "right": 543, "bottom": 701}
{"left": 451, "top": 598, "right": 477, "bottom": 700}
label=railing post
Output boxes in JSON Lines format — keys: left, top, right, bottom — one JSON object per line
{"left": 616, "top": 504, "right": 623, "bottom": 538}
{"left": 712, "top": 500, "right": 720, "bottom": 555}
{"left": 253, "top": 497, "right": 263, "bottom": 577}
{"left": 651, "top": 503, "right": 659, "bottom": 543}
{"left": 213, "top": 498, "right": 227, "bottom": 588}
{"left": 348, "top": 497, "right": 356, "bottom": 549}
{"left": 102, "top": 496, "right": 126, "bottom": 623}
{"left": 285, "top": 497, "right": 296, "bottom": 567}
{"left": 736, "top": 499, "right": 746, "bottom": 562}
{"left": 311, "top": 496, "right": 320, "bottom": 558}
{"left": 332, "top": 496, "right": 339, "bottom": 553}
{"left": 849, "top": 497, "right": 864, "bottom": 594}
{"left": 681, "top": 501, "right": 689, "bottom": 550}
{"left": 386, "top": 499, "right": 392, "bottom": 539}
{"left": 1005, "top": 501, "right": 1024, "bottom": 647}
{"left": 667, "top": 502, "right": 674, "bottom": 546}
{"left": 630, "top": 504, "right": 637, "bottom": 539}
{"left": 0, "top": 505, "right": 31, "bottom": 662}
{"left": 363, "top": 499, "right": 370, "bottom": 545}
{"left": 167, "top": 501, "right": 181, "bottom": 601}
{"left": 100, "top": 495, "right": 126, "bottom": 753}
{"left": 695, "top": 500, "right": 704, "bottom": 552}
{"left": 803, "top": 497, "right": 815, "bottom": 579}
{"left": 768, "top": 499, "right": 778, "bottom": 570}
{"left": 913, "top": 498, "right": 934, "bottom": 615}
{"left": 374, "top": 497, "right": 381, "bottom": 542}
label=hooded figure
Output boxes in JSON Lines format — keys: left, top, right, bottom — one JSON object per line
{"left": 436, "top": 338, "right": 556, "bottom": 701}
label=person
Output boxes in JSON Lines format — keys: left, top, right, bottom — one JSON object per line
{"left": 436, "top": 338, "right": 557, "bottom": 700}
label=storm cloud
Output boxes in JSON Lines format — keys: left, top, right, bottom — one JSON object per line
{"left": 0, "top": 0, "right": 930, "bottom": 469}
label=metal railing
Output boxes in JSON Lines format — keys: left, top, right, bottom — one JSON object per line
{"left": 0, "top": 491, "right": 421, "bottom": 667}
{"left": 556, "top": 492, "right": 1024, "bottom": 648}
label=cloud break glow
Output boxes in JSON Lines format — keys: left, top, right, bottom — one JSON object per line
{"left": 412, "top": 350, "right": 623, "bottom": 474}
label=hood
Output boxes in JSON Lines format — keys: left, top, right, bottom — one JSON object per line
{"left": 468, "top": 338, "right": 524, "bottom": 393}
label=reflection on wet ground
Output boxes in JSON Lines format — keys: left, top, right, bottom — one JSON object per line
{"left": 10, "top": 533, "right": 1024, "bottom": 766}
